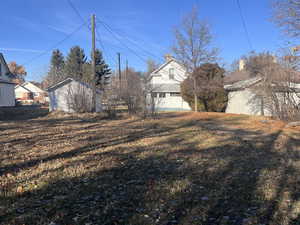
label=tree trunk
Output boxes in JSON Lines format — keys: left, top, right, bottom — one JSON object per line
{"left": 203, "top": 100, "right": 209, "bottom": 112}
{"left": 193, "top": 77, "right": 198, "bottom": 112}
{"left": 260, "top": 97, "right": 265, "bottom": 116}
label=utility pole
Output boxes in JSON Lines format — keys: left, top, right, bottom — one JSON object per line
{"left": 118, "top": 52, "right": 121, "bottom": 83}
{"left": 125, "top": 59, "right": 129, "bottom": 90}
{"left": 91, "top": 14, "right": 96, "bottom": 112}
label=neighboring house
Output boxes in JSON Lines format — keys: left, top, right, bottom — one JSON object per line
{"left": 47, "top": 78, "right": 102, "bottom": 113}
{"left": 148, "top": 55, "right": 191, "bottom": 111}
{"left": 0, "top": 53, "right": 15, "bottom": 107}
{"left": 15, "top": 81, "right": 48, "bottom": 104}
{"left": 224, "top": 60, "right": 300, "bottom": 116}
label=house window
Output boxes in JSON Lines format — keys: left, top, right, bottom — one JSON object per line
{"left": 170, "top": 92, "right": 181, "bottom": 97}
{"left": 0, "top": 64, "right": 2, "bottom": 76}
{"left": 151, "top": 92, "right": 157, "bottom": 98}
{"left": 159, "top": 92, "right": 166, "bottom": 98}
{"left": 169, "top": 68, "right": 174, "bottom": 79}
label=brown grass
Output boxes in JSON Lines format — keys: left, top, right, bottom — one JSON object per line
{"left": 0, "top": 111, "right": 300, "bottom": 225}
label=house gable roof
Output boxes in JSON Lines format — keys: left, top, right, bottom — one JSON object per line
{"left": 0, "top": 53, "right": 15, "bottom": 84}
{"left": 224, "top": 76, "right": 300, "bottom": 92}
{"left": 47, "top": 77, "right": 101, "bottom": 94}
{"left": 150, "top": 59, "right": 187, "bottom": 77}
{"left": 15, "top": 84, "right": 32, "bottom": 93}
{"left": 0, "top": 53, "right": 11, "bottom": 75}
{"left": 224, "top": 77, "right": 262, "bottom": 91}
{"left": 22, "top": 81, "right": 45, "bottom": 93}
{"left": 47, "top": 78, "right": 73, "bottom": 91}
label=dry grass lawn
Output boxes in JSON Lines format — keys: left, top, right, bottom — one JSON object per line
{"left": 1, "top": 110, "right": 300, "bottom": 225}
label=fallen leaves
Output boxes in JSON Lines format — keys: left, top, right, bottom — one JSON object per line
{"left": 0, "top": 112, "right": 299, "bottom": 225}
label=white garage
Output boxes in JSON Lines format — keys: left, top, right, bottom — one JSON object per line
{"left": 47, "top": 78, "right": 102, "bottom": 113}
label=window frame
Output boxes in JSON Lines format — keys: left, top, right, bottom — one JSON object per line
{"left": 169, "top": 68, "right": 174, "bottom": 80}
{"left": 151, "top": 92, "right": 157, "bottom": 98}
{"left": 170, "top": 92, "right": 181, "bottom": 97}
{"left": 159, "top": 92, "right": 166, "bottom": 98}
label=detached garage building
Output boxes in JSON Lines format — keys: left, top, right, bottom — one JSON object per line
{"left": 224, "top": 60, "right": 300, "bottom": 116}
{"left": 224, "top": 76, "right": 267, "bottom": 115}
{"left": 0, "top": 53, "right": 15, "bottom": 107}
{"left": 47, "top": 78, "right": 102, "bottom": 113}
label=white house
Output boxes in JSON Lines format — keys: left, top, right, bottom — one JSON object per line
{"left": 0, "top": 53, "right": 15, "bottom": 107}
{"left": 148, "top": 55, "right": 191, "bottom": 111}
{"left": 47, "top": 78, "right": 102, "bottom": 113}
{"left": 15, "top": 81, "right": 48, "bottom": 104}
{"left": 224, "top": 61, "right": 300, "bottom": 116}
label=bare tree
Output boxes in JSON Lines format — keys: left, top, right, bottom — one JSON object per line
{"left": 102, "top": 81, "right": 118, "bottom": 118}
{"left": 8, "top": 61, "right": 27, "bottom": 85}
{"left": 140, "top": 59, "right": 160, "bottom": 117}
{"left": 272, "top": 0, "right": 300, "bottom": 37}
{"left": 172, "top": 7, "right": 219, "bottom": 111}
{"left": 120, "top": 68, "right": 144, "bottom": 114}
{"left": 66, "top": 84, "right": 93, "bottom": 113}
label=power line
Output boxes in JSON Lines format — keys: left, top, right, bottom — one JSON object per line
{"left": 96, "top": 18, "right": 187, "bottom": 76}
{"left": 66, "top": 1, "right": 116, "bottom": 69}
{"left": 22, "top": 22, "right": 86, "bottom": 66}
{"left": 67, "top": 0, "right": 86, "bottom": 25}
{"left": 97, "top": 19, "right": 149, "bottom": 63}
{"left": 236, "top": 0, "right": 254, "bottom": 51}
{"left": 95, "top": 28, "right": 117, "bottom": 68}
{"left": 98, "top": 19, "right": 164, "bottom": 63}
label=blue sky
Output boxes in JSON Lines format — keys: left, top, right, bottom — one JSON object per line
{"left": 0, "top": 0, "right": 287, "bottom": 81}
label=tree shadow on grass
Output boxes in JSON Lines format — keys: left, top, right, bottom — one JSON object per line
{"left": 0, "top": 106, "right": 49, "bottom": 122}
{"left": 1, "top": 113, "right": 300, "bottom": 225}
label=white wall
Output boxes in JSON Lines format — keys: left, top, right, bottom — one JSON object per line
{"left": 49, "top": 80, "right": 101, "bottom": 113}
{"left": 23, "top": 82, "right": 45, "bottom": 94}
{"left": 149, "top": 60, "right": 191, "bottom": 111}
{"left": 151, "top": 60, "right": 187, "bottom": 85}
{"left": 152, "top": 93, "right": 190, "bottom": 111}
{"left": 226, "top": 89, "right": 271, "bottom": 116}
{"left": 15, "top": 85, "right": 30, "bottom": 98}
{"left": 0, "top": 83, "right": 15, "bottom": 107}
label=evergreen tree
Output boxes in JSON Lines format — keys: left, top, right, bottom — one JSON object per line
{"left": 94, "top": 49, "right": 111, "bottom": 88}
{"left": 44, "top": 49, "right": 65, "bottom": 87}
{"left": 64, "top": 46, "right": 87, "bottom": 80}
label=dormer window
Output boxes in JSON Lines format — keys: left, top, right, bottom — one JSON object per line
{"left": 169, "top": 68, "right": 174, "bottom": 79}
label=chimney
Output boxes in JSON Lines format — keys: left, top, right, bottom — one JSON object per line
{"left": 239, "top": 59, "right": 245, "bottom": 71}
{"left": 164, "top": 54, "right": 174, "bottom": 62}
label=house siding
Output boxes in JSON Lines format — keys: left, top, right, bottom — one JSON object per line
{"left": 0, "top": 54, "right": 16, "bottom": 107}
{"left": 0, "top": 82, "right": 15, "bottom": 107}
{"left": 149, "top": 60, "right": 191, "bottom": 111}
{"left": 225, "top": 88, "right": 300, "bottom": 116}
{"left": 49, "top": 79, "right": 101, "bottom": 113}
{"left": 15, "top": 82, "right": 48, "bottom": 104}
{"left": 152, "top": 92, "right": 191, "bottom": 111}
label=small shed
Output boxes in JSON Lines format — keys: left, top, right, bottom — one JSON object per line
{"left": 47, "top": 78, "right": 102, "bottom": 113}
